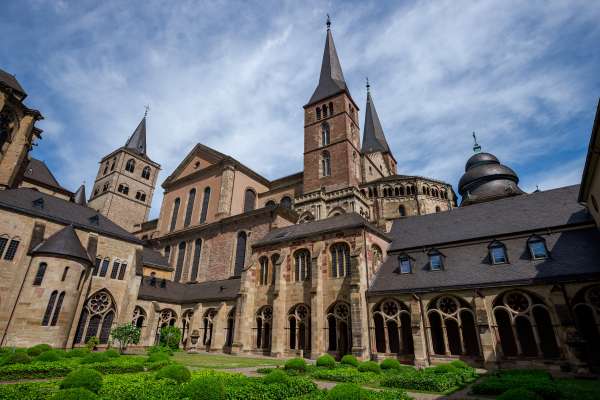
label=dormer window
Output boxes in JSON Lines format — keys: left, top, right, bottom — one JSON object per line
{"left": 428, "top": 250, "right": 443, "bottom": 271}
{"left": 32, "top": 198, "right": 44, "bottom": 209}
{"left": 489, "top": 241, "right": 508, "bottom": 264}
{"left": 528, "top": 236, "right": 548, "bottom": 260}
{"left": 398, "top": 256, "right": 411, "bottom": 274}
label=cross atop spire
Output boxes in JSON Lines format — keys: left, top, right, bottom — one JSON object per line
{"left": 306, "top": 17, "right": 352, "bottom": 106}
{"left": 366, "top": 77, "right": 370, "bottom": 93}
{"left": 362, "top": 81, "right": 391, "bottom": 154}
{"left": 472, "top": 132, "right": 482, "bottom": 153}
{"left": 124, "top": 112, "right": 147, "bottom": 156}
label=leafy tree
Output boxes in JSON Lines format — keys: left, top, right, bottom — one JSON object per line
{"left": 159, "top": 326, "right": 182, "bottom": 350}
{"left": 85, "top": 337, "right": 99, "bottom": 351}
{"left": 110, "top": 323, "right": 141, "bottom": 353}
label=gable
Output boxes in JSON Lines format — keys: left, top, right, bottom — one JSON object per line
{"left": 163, "top": 144, "right": 227, "bottom": 187}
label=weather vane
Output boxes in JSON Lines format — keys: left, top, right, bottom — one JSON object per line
{"left": 144, "top": 105, "right": 150, "bottom": 118}
{"left": 472, "top": 131, "right": 481, "bottom": 153}
{"left": 366, "top": 77, "right": 370, "bottom": 93}
{"left": 326, "top": 14, "right": 331, "bottom": 30}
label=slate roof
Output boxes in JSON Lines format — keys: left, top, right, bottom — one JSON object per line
{"left": 142, "top": 247, "right": 173, "bottom": 271}
{"left": 138, "top": 276, "right": 241, "bottom": 304}
{"left": 370, "top": 227, "right": 600, "bottom": 294}
{"left": 307, "top": 27, "right": 352, "bottom": 106}
{"left": 73, "top": 185, "right": 86, "bottom": 206}
{"left": 22, "top": 158, "right": 70, "bottom": 194}
{"left": 0, "top": 68, "right": 27, "bottom": 99}
{"left": 32, "top": 225, "right": 91, "bottom": 263}
{"left": 388, "top": 185, "right": 589, "bottom": 251}
{"left": 0, "top": 188, "right": 141, "bottom": 244}
{"left": 362, "top": 91, "right": 391, "bottom": 154}
{"left": 253, "top": 213, "right": 390, "bottom": 247}
{"left": 125, "top": 116, "right": 147, "bottom": 156}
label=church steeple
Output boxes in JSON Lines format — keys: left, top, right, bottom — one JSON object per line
{"left": 362, "top": 81, "right": 390, "bottom": 154}
{"left": 124, "top": 115, "right": 147, "bottom": 156}
{"left": 307, "top": 17, "right": 352, "bottom": 106}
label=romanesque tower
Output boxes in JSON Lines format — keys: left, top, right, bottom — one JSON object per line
{"left": 87, "top": 114, "right": 160, "bottom": 231}
{"left": 302, "top": 19, "right": 362, "bottom": 194}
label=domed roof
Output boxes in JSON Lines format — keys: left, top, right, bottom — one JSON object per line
{"left": 458, "top": 150, "right": 524, "bottom": 206}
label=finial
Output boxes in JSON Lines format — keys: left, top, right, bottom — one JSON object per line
{"left": 472, "top": 131, "right": 481, "bottom": 153}
{"left": 326, "top": 14, "right": 331, "bottom": 30}
{"left": 144, "top": 104, "right": 150, "bottom": 118}
{"left": 366, "top": 77, "right": 370, "bottom": 93}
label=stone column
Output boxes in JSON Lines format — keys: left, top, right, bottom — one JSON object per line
{"left": 410, "top": 296, "right": 429, "bottom": 368}
{"left": 473, "top": 294, "right": 497, "bottom": 369}
{"left": 210, "top": 302, "right": 228, "bottom": 351}
{"left": 231, "top": 288, "right": 253, "bottom": 354}
{"left": 216, "top": 163, "right": 235, "bottom": 217}
{"left": 548, "top": 285, "right": 586, "bottom": 372}
{"left": 270, "top": 253, "right": 287, "bottom": 357}
{"left": 349, "top": 253, "right": 368, "bottom": 359}
{"left": 310, "top": 245, "right": 325, "bottom": 358}
{"left": 188, "top": 303, "right": 203, "bottom": 352}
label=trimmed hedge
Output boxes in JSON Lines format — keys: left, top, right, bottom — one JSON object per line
{"left": 36, "top": 350, "right": 63, "bottom": 362}
{"left": 80, "top": 352, "right": 110, "bottom": 364}
{"left": 284, "top": 358, "right": 307, "bottom": 372}
{"left": 155, "top": 364, "right": 191, "bottom": 383}
{"left": 263, "top": 369, "right": 289, "bottom": 384}
{"left": 380, "top": 370, "right": 458, "bottom": 393}
{"left": 380, "top": 359, "right": 401, "bottom": 370}
{"left": 103, "top": 349, "right": 120, "bottom": 359}
{"left": 340, "top": 355, "right": 359, "bottom": 368}
{"left": 182, "top": 376, "right": 226, "bottom": 400}
{"left": 1, "top": 352, "right": 32, "bottom": 366}
{"left": 316, "top": 354, "right": 336, "bottom": 369}
{"left": 63, "top": 348, "right": 90, "bottom": 358}
{"left": 147, "top": 352, "right": 170, "bottom": 363}
{"left": 51, "top": 388, "right": 99, "bottom": 400}
{"left": 310, "top": 367, "right": 380, "bottom": 384}
{"left": 26, "top": 344, "right": 52, "bottom": 357}
{"left": 326, "top": 383, "right": 410, "bottom": 400}
{"left": 357, "top": 361, "right": 380, "bottom": 374}
{"left": 59, "top": 368, "right": 103, "bottom": 393}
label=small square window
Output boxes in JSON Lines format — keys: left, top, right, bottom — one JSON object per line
{"left": 429, "top": 254, "right": 442, "bottom": 271}
{"left": 490, "top": 246, "right": 507, "bottom": 264}
{"left": 529, "top": 241, "right": 547, "bottom": 259}
{"left": 399, "top": 257, "right": 411, "bottom": 274}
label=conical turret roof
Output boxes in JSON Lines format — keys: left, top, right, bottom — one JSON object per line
{"left": 73, "top": 184, "right": 86, "bottom": 206}
{"left": 362, "top": 89, "right": 390, "bottom": 154}
{"left": 32, "top": 225, "right": 91, "bottom": 263}
{"left": 125, "top": 116, "right": 147, "bottom": 155}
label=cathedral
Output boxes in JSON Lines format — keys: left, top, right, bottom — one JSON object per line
{"left": 1, "top": 21, "right": 599, "bottom": 373}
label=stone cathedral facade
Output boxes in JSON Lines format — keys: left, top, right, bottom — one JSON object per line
{"left": 1, "top": 22, "right": 599, "bottom": 373}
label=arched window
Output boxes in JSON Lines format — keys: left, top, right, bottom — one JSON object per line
{"left": 99, "top": 257, "right": 110, "bottom": 277}
{"left": 135, "top": 191, "right": 146, "bottom": 201}
{"left": 110, "top": 158, "right": 116, "bottom": 171}
{"left": 294, "top": 249, "right": 311, "bottom": 281}
{"left": 200, "top": 187, "right": 210, "bottom": 223}
{"left": 316, "top": 107, "right": 321, "bottom": 120}
{"left": 102, "top": 182, "right": 109, "bottom": 192}
{"left": 288, "top": 304, "right": 310, "bottom": 352}
{"left": 0, "top": 109, "right": 16, "bottom": 151}
{"left": 572, "top": 286, "right": 600, "bottom": 368}
{"left": 394, "top": 187, "right": 400, "bottom": 196}
{"left": 255, "top": 306, "right": 273, "bottom": 351}
{"left": 61, "top": 266, "right": 69, "bottom": 282}
{"left": 331, "top": 243, "right": 351, "bottom": 278}
{"left": 489, "top": 241, "right": 508, "bottom": 264}
{"left": 42, "top": 290, "right": 58, "bottom": 326}
{"left": 74, "top": 290, "right": 116, "bottom": 344}
{"left": 259, "top": 256, "right": 269, "bottom": 285}
{"left": 170, "top": 198, "right": 180, "bottom": 232}
{"left": 321, "top": 151, "right": 331, "bottom": 177}
{"left": 398, "top": 205, "right": 406, "bottom": 217}
{"left": 435, "top": 206, "right": 441, "bottom": 213}
{"left": 132, "top": 306, "right": 146, "bottom": 329}
{"left": 234, "top": 232, "right": 247, "bottom": 277}
{"left": 50, "top": 292, "right": 65, "bottom": 326}
{"left": 493, "top": 290, "right": 559, "bottom": 359}
{"left": 271, "top": 254, "right": 279, "bottom": 285}
{"left": 371, "top": 246, "right": 382, "bottom": 274}
{"left": 427, "top": 295, "right": 480, "bottom": 356}
{"left": 103, "top": 163, "right": 109, "bottom": 175}
{"left": 125, "top": 159, "right": 135, "bottom": 173}
{"left": 184, "top": 188, "right": 196, "bottom": 228}
{"left": 244, "top": 189, "right": 256, "bottom": 212}
{"left": 322, "top": 104, "right": 328, "bottom": 118}
{"left": 329, "top": 101, "right": 334, "bottom": 115}
{"left": 190, "top": 239, "right": 202, "bottom": 282}
{"left": 181, "top": 309, "right": 194, "bottom": 347}
{"left": 225, "top": 308, "right": 236, "bottom": 348}
{"left": 117, "top": 183, "right": 129, "bottom": 195}
{"left": 280, "top": 196, "right": 292, "bottom": 209}
{"left": 326, "top": 302, "right": 351, "bottom": 357}
{"left": 33, "top": 262, "right": 47, "bottom": 286}
{"left": 265, "top": 200, "right": 276, "bottom": 207}
{"left": 141, "top": 166, "right": 151, "bottom": 180}
{"left": 373, "top": 299, "right": 413, "bottom": 354}
{"left": 174, "top": 241, "right": 186, "bottom": 282}
{"left": 155, "top": 309, "right": 177, "bottom": 344}
{"left": 321, "top": 123, "right": 330, "bottom": 146}
{"left": 528, "top": 236, "right": 548, "bottom": 260}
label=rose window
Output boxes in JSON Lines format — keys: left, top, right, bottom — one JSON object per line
{"left": 438, "top": 297, "right": 458, "bottom": 315}
{"left": 88, "top": 292, "right": 111, "bottom": 314}
{"left": 295, "top": 305, "right": 308, "bottom": 320}
{"left": 505, "top": 292, "right": 530, "bottom": 313}
{"left": 334, "top": 303, "right": 350, "bottom": 320}
{"left": 382, "top": 301, "right": 399, "bottom": 317}
{"left": 262, "top": 306, "right": 273, "bottom": 321}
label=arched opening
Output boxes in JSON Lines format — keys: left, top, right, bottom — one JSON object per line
{"left": 74, "top": 290, "right": 117, "bottom": 345}
{"left": 321, "top": 151, "right": 331, "bottom": 177}
{"left": 428, "top": 295, "right": 480, "bottom": 357}
{"left": 181, "top": 309, "right": 194, "bottom": 347}
{"left": 200, "top": 187, "right": 210, "bottom": 223}
{"left": 184, "top": 188, "right": 196, "bottom": 227}
{"left": 326, "top": 302, "right": 352, "bottom": 359}
{"left": 142, "top": 166, "right": 151, "bottom": 179}
{"left": 225, "top": 308, "right": 236, "bottom": 348}
{"left": 495, "top": 308, "right": 518, "bottom": 356}
{"left": 429, "top": 312, "right": 445, "bottom": 354}
{"left": 372, "top": 299, "right": 412, "bottom": 355}
{"left": 132, "top": 306, "right": 146, "bottom": 329}
{"left": 125, "top": 158, "right": 135, "bottom": 173}
{"left": 374, "top": 313, "right": 386, "bottom": 353}
{"left": 398, "top": 205, "right": 406, "bottom": 217}
{"left": 572, "top": 286, "right": 600, "bottom": 369}
{"left": 256, "top": 306, "right": 273, "bottom": 352}
{"left": 321, "top": 123, "right": 330, "bottom": 146}
{"left": 280, "top": 196, "right": 292, "bottom": 209}
{"left": 244, "top": 188, "right": 257, "bottom": 212}
{"left": 288, "top": 304, "right": 310, "bottom": 355}
{"left": 234, "top": 231, "right": 247, "bottom": 277}
{"left": 533, "top": 306, "right": 559, "bottom": 357}
{"left": 330, "top": 242, "right": 351, "bottom": 278}
{"left": 155, "top": 309, "right": 177, "bottom": 344}
{"left": 174, "top": 241, "right": 186, "bottom": 282}
{"left": 202, "top": 309, "right": 216, "bottom": 348}
{"left": 294, "top": 249, "right": 311, "bottom": 281}
{"left": 170, "top": 198, "right": 180, "bottom": 232}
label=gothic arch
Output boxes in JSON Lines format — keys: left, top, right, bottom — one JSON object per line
{"left": 326, "top": 301, "right": 352, "bottom": 359}
{"left": 74, "top": 289, "right": 117, "bottom": 345}
{"left": 256, "top": 305, "right": 273, "bottom": 352}
{"left": 372, "top": 298, "right": 413, "bottom": 355}
{"left": 225, "top": 307, "right": 236, "bottom": 348}
{"left": 492, "top": 290, "right": 559, "bottom": 359}
{"left": 132, "top": 306, "right": 147, "bottom": 329}
{"left": 202, "top": 308, "right": 216, "bottom": 348}
{"left": 154, "top": 308, "right": 177, "bottom": 344}
{"left": 298, "top": 211, "right": 315, "bottom": 223}
{"left": 327, "top": 207, "right": 346, "bottom": 217}
{"left": 571, "top": 285, "right": 600, "bottom": 368}
{"left": 288, "top": 303, "right": 311, "bottom": 353}
{"left": 427, "top": 295, "right": 480, "bottom": 356}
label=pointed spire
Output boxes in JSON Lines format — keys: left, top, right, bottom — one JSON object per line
{"left": 32, "top": 225, "right": 91, "bottom": 263}
{"left": 74, "top": 184, "right": 87, "bottom": 206}
{"left": 472, "top": 132, "right": 481, "bottom": 153}
{"left": 307, "top": 16, "right": 351, "bottom": 105}
{"left": 361, "top": 81, "right": 391, "bottom": 154}
{"left": 125, "top": 112, "right": 147, "bottom": 156}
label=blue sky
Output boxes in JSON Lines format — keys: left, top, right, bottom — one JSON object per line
{"left": 2, "top": 0, "right": 599, "bottom": 218}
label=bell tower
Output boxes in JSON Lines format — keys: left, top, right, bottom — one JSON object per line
{"left": 88, "top": 112, "right": 160, "bottom": 232}
{"left": 302, "top": 18, "right": 362, "bottom": 194}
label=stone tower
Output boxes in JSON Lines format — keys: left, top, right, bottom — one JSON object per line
{"left": 88, "top": 115, "right": 160, "bottom": 231}
{"left": 302, "top": 19, "right": 362, "bottom": 194}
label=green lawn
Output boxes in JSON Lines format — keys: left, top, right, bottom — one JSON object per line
{"left": 173, "top": 352, "right": 285, "bottom": 369}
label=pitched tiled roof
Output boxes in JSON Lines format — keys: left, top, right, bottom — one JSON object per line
{"left": 138, "top": 276, "right": 240, "bottom": 304}
{"left": 32, "top": 225, "right": 91, "bottom": 263}
{"left": 253, "top": 213, "right": 390, "bottom": 247}
{"left": 142, "top": 247, "right": 173, "bottom": 271}
{"left": 22, "top": 158, "right": 71, "bottom": 194}
{"left": 388, "top": 185, "right": 589, "bottom": 251}
{"left": 0, "top": 188, "right": 141, "bottom": 244}
{"left": 0, "top": 68, "right": 27, "bottom": 99}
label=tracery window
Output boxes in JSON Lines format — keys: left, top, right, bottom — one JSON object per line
{"left": 132, "top": 306, "right": 146, "bottom": 329}
{"left": 202, "top": 309, "right": 216, "bottom": 347}
{"left": 154, "top": 309, "right": 177, "bottom": 344}
{"left": 493, "top": 290, "right": 559, "bottom": 358}
{"left": 288, "top": 304, "right": 310, "bottom": 352}
{"left": 259, "top": 256, "right": 269, "bottom": 285}
{"left": 326, "top": 302, "right": 351, "bottom": 357}
{"left": 294, "top": 249, "right": 311, "bottom": 281}
{"left": 373, "top": 299, "right": 413, "bottom": 354}
{"left": 427, "top": 295, "right": 480, "bottom": 356}
{"left": 255, "top": 306, "right": 273, "bottom": 351}
{"left": 331, "top": 243, "right": 351, "bottom": 278}
{"left": 74, "top": 290, "right": 116, "bottom": 344}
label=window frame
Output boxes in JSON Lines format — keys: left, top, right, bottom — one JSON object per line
{"left": 488, "top": 241, "right": 508, "bottom": 265}
{"left": 398, "top": 255, "right": 412, "bottom": 274}
{"left": 428, "top": 249, "right": 444, "bottom": 271}
{"left": 527, "top": 236, "right": 549, "bottom": 260}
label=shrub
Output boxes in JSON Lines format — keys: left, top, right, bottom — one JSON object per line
{"left": 146, "top": 360, "right": 170, "bottom": 371}
{"left": 90, "top": 357, "right": 146, "bottom": 374}
{"left": 182, "top": 376, "right": 226, "bottom": 400}
{"left": 103, "top": 349, "right": 120, "bottom": 358}
{"left": 316, "top": 354, "right": 336, "bottom": 369}
{"left": 340, "top": 355, "right": 359, "bottom": 368}
{"left": 310, "top": 368, "right": 380, "bottom": 384}
{"left": 256, "top": 367, "right": 277, "bottom": 374}
{"left": 36, "top": 350, "right": 63, "bottom": 362}
{"left": 357, "top": 361, "right": 380, "bottom": 374}
{"left": 147, "top": 345, "right": 173, "bottom": 356}
{"left": 51, "top": 387, "right": 99, "bottom": 400}
{"left": 158, "top": 326, "right": 182, "bottom": 350}
{"left": 147, "top": 351, "right": 170, "bottom": 363}
{"left": 1, "top": 352, "right": 32, "bottom": 365}
{"left": 110, "top": 323, "right": 141, "bottom": 353}
{"left": 0, "top": 359, "right": 75, "bottom": 380}
{"left": 155, "top": 363, "right": 191, "bottom": 383}
{"left": 449, "top": 360, "right": 470, "bottom": 369}
{"left": 26, "top": 344, "right": 52, "bottom": 357}
{"left": 326, "top": 383, "right": 364, "bottom": 400}
{"left": 285, "top": 357, "right": 307, "bottom": 372}
{"left": 59, "top": 367, "right": 103, "bottom": 393}
{"left": 64, "top": 348, "right": 90, "bottom": 358}
{"left": 381, "top": 370, "right": 457, "bottom": 393}
{"left": 430, "top": 364, "right": 457, "bottom": 374}
{"left": 498, "top": 388, "right": 542, "bottom": 400}
{"left": 263, "top": 369, "right": 289, "bottom": 384}
{"left": 80, "top": 352, "right": 110, "bottom": 364}
{"left": 85, "top": 337, "right": 99, "bottom": 351}
{"left": 380, "top": 359, "right": 401, "bottom": 370}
